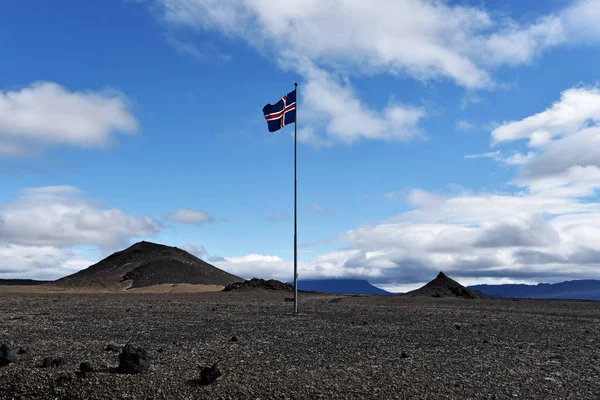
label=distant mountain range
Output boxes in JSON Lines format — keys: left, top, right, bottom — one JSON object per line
{"left": 293, "top": 279, "right": 393, "bottom": 295}
{"left": 469, "top": 280, "right": 600, "bottom": 300}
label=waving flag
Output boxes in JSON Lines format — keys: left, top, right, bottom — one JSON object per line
{"left": 261, "top": 84, "right": 300, "bottom": 315}
{"left": 262, "top": 89, "right": 296, "bottom": 132}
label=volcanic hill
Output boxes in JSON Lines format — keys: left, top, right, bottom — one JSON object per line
{"left": 223, "top": 278, "right": 294, "bottom": 292}
{"left": 54, "top": 241, "right": 244, "bottom": 291}
{"left": 404, "top": 272, "right": 484, "bottom": 299}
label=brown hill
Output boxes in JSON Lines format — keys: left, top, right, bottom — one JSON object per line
{"left": 404, "top": 272, "right": 484, "bottom": 299}
{"left": 54, "top": 241, "right": 244, "bottom": 290}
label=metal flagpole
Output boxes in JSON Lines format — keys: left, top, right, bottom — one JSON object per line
{"left": 293, "top": 82, "right": 298, "bottom": 315}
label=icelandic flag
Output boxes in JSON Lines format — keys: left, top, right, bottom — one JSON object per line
{"left": 262, "top": 89, "right": 296, "bottom": 132}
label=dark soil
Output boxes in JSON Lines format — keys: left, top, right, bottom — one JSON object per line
{"left": 404, "top": 271, "right": 484, "bottom": 299}
{"left": 0, "top": 279, "right": 49, "bottom": 286}
{"left": 0, "top": 292, "right": 599, "bottom": 399}
{"left": 54, "top": 241, "right": 244, "bottom": 289}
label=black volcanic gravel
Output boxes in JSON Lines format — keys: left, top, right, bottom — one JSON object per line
{"left": 0, "top": 292, "right": 599, "bottom": 399}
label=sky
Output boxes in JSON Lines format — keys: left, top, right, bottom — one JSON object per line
{"left": 2, "top": 0, "right": 600, "bottom": 292}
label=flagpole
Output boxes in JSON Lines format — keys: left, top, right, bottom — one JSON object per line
{"left": 293, "top": 82, "right": 298, "bottom": 315}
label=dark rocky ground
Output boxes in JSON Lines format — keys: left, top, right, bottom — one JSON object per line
{"left": 1, "top": 292, "right": 599, "bottom": 399}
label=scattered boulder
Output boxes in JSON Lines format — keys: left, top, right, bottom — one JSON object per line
{"left": 116, "top": 344, "right": 150, "bottom": 374}
{"left": 230, "top": 336, "right": 238, "bottom": 342}
{"left": 223, "top": 278, "right": 293, "bottom": 292}
{"left": 199, "top": 363, "right": 221, "bottom": 385}
{"left": 17, "top": 347, "right": 27, "bottom": 355}
{"left": 401, "top": 351, "right": 408, "bottom": 358}
{"left": 79, "top": 361, "right": 94, "bottom": 373}
{"left": 455, "top": 324, "right": 462, "bottom": 330}
{"left": 105, "top": 344, "right": 120, "bottom": 352}
{"left": 41, "top": 357, "right": 64, "bottom": 368}
{"left": 0, "top": 344, "right": 18, "bottom": 367}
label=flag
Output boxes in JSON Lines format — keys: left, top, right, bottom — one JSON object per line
{"left": 262, "top": 89, "right": 296, "bottom": 132}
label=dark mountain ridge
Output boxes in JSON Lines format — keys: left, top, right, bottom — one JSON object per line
{"left": 292, "top": 279, "right": 392, "bottom": 295}
{"left": 470, "top": 279, "right": 600, "bottom": 300}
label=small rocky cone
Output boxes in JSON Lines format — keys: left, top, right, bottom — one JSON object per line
{"left": 403, "top": 272, "right": 483, "bottom": 299}
{"left": 117, "top": 344, "right": 150, "bottom": 374}
{"left": 200, "top": 363, "right": 221, "bottom": 385}
{"left": 0, "top": 344, "right": 18, "bottom": 367}
{"left": 79, "top": 361, "right": 94, "bottom": 373}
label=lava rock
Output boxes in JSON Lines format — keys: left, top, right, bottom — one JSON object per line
{"left": 223, "top": 278, "right": 293, "bottom": 292}
{"left": 105, "top": 344, "right": 120, "bottom": 352}
{"left": 0, "top": 344, "right": 18, "bottom": 367}
{"left": 41, "top": 357, "right": 64, "bottom": 368}
{"left": 79, "top": 361, "right": 94, "bottom": 373}
{"left": 199, "top": 363, "right": 221, "bottom": 385}
{"left": 117, "top": 344, "right": 150, "bottom": 374}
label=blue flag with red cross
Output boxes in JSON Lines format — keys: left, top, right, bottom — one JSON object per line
{"left": 262, "top": 89, "right": 296, "bottom": 132}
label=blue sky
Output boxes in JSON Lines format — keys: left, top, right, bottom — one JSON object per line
{"left": 2, "top": 0, "right": 600, "bottom": 291}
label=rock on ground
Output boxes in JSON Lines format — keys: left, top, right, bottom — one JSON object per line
{"left": 0, "top": 344, "right": 17, "bottom": 367}
{"left": 117, "top": 344, "right": 150, "bottom": 374}
{"left": 199, "top": 363, "right": 221, "bottom": 385}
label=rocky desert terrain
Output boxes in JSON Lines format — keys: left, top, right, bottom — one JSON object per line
{"left": 1, "top": 291, "right": 599, "bottom": 399}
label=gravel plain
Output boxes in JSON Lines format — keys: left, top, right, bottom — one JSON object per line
{"left": 1, "top": 291, "right": 599, "bottom": 399}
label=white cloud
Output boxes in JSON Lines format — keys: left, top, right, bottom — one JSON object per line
{"left": 299, "top": 65, "right": 426, "bottom": 145}
{"left": 264, "top": 211, "right": 291, "bottom": 223}
{"left": 486, "top": 85, "right": 600, "bottom": 197}
{"left": 143, "top": 0, "right": 600, "bottom": 147}
{"left": 562, "top": 0, "right": 600, "bottom": 43}
{"left": 214, "top": 254, "right": 290, "bottom": 280}
{"left": 456, "top": 120, "right": 474, "bottom": 131}
{"left": 0, "top": 81, "right": 138, "bottom": 155}
{"left": 0, "top": 244, "right": 93, "bottom": 280}
{"left": 465, "top": 150, "right": 536, "bottom": 166}
{"left": 491, "top": 86, "right": 600, "bottom": 146}
{"left": 225, "top": 254, "right": 282, "bottom": 263}
{"left": 179, "top": 244, "right": 207, "bottom": 258}
{"left": 167, "top": 209, "right": 215, "bottom": 225}
{"left": 166, "top": 34, "right": 231, "bottom": 62}
{"left": 151, "top": 0, "right": 600, "bottom": 89}
{"left": 0, "top": 186, "right": 161, "bottom": 247}
{"left": 465, "top": 151, "right": 501, "bottom": 160}
{"left": 305, "top": 202, "right": 333, "bottom": 216}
